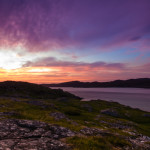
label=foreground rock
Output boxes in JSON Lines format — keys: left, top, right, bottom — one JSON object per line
{"left": 0, "top": 119, "right": 75, "bottom": 150}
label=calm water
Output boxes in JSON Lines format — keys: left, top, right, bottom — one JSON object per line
{"left": 51, "top": 87, "right": 150, "bottom": 112}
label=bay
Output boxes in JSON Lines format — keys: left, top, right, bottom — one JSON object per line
{"left": 50, "top": 87, "right": 150, "bottom": 112}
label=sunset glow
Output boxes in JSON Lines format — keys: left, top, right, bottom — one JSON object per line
{"left": 0, "top": 0, "right": 150, "bottom": 83}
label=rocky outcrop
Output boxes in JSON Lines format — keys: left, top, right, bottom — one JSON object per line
{"left": 101, "top": 109, "right": 120, "bottom": 117}
{"left": 50, "top": 112, "right": 78, "bottom": 125}
{"left": 50, "top": 112, "right": 70, "bottom": 121}
{"left": 99, "top": 120, "right": 134, "bottom": 130}
{"left": 129, "top": 135, "right": 150, "bottom": 150}
{"left": 80, "top": 127, "right": 104, "bottom": 136}
{"left": 80, "top": 127, "right": 150, "bottom": 149}
{"left": 0, "top": 138, "right": 66, "bottom": 150}
{"left": 0, "top": 119, "right": 75, "bottom": 150}
{"left": 0, "top": 119, "right": 150, "bottom": 150}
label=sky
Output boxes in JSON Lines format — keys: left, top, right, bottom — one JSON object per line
{"left": 0, "top": 0, "right": 150, "bottom": 83}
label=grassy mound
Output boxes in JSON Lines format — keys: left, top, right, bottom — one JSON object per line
{"left": 0, "top": 81, "right": 81, "bottom": 99}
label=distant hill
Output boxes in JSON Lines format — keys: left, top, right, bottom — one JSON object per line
{"left": 43, "top": 78, "right": 150, "bottom": 88}
{"left": 0, "top": 81, "right": 81, "bottom": 99}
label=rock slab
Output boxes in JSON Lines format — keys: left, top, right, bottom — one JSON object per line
{"left": 0, "top": 119, "right": 75, "bottom": 150}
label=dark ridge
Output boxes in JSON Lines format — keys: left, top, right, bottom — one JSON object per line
{"left": 0, "top": 81, "right": 81, "bottom": 99}
{"left": 43, "top": 78, "right": 150, "bottom": 88}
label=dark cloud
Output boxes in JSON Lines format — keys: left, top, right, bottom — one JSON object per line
{"left": 130, "top": 36, "right": 141, "bottom": 41}
{"left": 0, "top": 0, "right": 150, "bottom": 51}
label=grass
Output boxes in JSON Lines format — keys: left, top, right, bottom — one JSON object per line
{"left": 66, "top": 135, "right": 131, "bottom": 150}
{"left": 67, "top": 136, "right": 111, "bottom": 150}
{"left": 105, "top": 135, "right": 131, "bottom": 147}
{"left": 0, "top": 96, "right": 150, "bottom": 149}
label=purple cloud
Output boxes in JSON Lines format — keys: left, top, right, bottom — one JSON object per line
{"left": 0, "top": 0, "right": 150, "bottom": 52}
{"left": 24, "top": 56, "right": 126, "bottom": 70}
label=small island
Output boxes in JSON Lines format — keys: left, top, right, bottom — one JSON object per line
{"left": 0, "top": 81, "right": 150, "bottom": 149}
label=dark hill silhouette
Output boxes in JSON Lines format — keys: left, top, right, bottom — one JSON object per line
{"left": 0, "top": 81, "right": 81, "bottom": 99}
{"left": 43, "top": 78, "right": 150, "bottom": 88}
